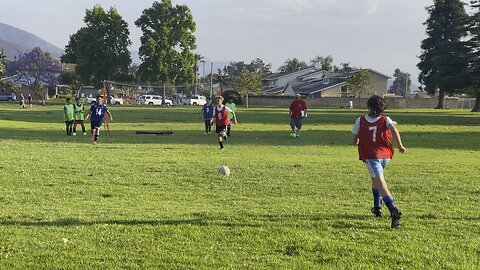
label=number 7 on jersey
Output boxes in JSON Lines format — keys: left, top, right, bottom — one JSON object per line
{"left": 368, "top": 126, "right": 377, "bottom": 142}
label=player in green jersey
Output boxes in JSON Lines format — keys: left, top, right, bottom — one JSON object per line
{"left": 73, "top": 97, "right": 87, "bottom": 136}
{"left": 63, "top": 98, "right": 75, "bottom": 136}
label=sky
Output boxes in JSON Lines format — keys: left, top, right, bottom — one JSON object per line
{"left": 0, "top": 0, "right": 436, "bottom": 84}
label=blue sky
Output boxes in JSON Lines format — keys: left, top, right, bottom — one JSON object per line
{"left": 0, "top": 0, "right": 435, "bottom": 83}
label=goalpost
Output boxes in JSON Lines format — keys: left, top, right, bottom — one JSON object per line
{"left": 101, "top": 80, "right": 211, "bottom": 135}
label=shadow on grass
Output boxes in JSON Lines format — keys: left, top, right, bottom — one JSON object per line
{"left": 1, "top": 107, "right": 479, "bottom": 126}
{"left": 0, "top": 126, "right": 478, "bottom": 150}
{"left": 0, "top": 218, "right": 208, "bottom": 227}
{"left": 2, "top": 212, "right": 477, "bottom": 228}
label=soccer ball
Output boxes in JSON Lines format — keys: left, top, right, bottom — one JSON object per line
{"left": 218, "top": 166, "right": 230, "bottom": 176}
{"left": 290, "top": 133, "right": 297, "bottom": 138}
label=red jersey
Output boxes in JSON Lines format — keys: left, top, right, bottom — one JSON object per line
{"left": 290, "top": 99, "right": 307, "bottom": 119}
{"left": 215, "top": 106, "right": 229, "bottom": 126}
{"left": 357, "top": 115, "right": 394, "bottom": 160}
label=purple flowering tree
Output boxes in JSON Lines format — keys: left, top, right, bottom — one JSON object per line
{"left": 8, "top": 47, "right": 61, "bottom": 99}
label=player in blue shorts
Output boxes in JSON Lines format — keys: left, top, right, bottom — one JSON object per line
{"left": 85, "top": 96, "right": 113, "bottom": 145}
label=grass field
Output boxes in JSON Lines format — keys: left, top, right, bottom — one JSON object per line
{"left": 0, "top": 103, "right": 479, "bottom": 269}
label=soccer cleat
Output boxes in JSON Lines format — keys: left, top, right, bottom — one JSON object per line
{"left": 390, "top": 209, "right": 402, "bottom": 228}
{"left": 93, "top": 141, "right": 97, "bottom": 145}
{"left": 73, "top": 132, "right": 76, "bottom": 136}
{"left": 83, "top": 132, "right": 87, "bottom": 135}
{"left": 371, "top": 207, "right": 383, "bottom": 217}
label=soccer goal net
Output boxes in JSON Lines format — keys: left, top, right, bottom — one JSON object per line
{"left": 97, "top": 80, "right": 214, "bottom": 135}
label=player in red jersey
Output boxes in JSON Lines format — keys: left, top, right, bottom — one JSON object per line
{"left": 214, "top": 96, "right": 237, "bottom": 150}
{"left": 289, "top": 93, "right": 307, "bottom": 137}
{"left": 351, "top": 95, "right": 406, "bottom": 228}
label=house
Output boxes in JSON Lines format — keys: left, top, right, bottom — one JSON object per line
{"left": 262, "top": 67, "right": 317, "bottom": 89}
{"left": 262, "top": 67, "right": 390, "bottom": 98}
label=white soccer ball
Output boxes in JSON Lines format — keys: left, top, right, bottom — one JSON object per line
{"left": 218, "top": 166, "right": 230, "bottom": 176}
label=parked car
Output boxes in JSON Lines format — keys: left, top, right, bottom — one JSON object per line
{"left": 183, "top": 95, "right": 207, "bottom": 106}
{"left": 0, "top": 92, "right": 17, "bottom": 102}
{"left": 137, "top": 95, "right": 173, "bottom": 106}
{"left": 86, "top": 95, "right": 124, "bottom": 105}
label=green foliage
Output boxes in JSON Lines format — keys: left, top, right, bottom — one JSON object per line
{"left": 233, "top": 70, "right": 262, "bottom": 97}
{"left": 468, "top": 0, "right": 480, "bottom": 111}
{"left": 0, "top": 49, "right": 6, "bottom": 76}
{"left": 310, "top": 55, "right": 333, "bottom": 71}
{"left": 206, "top": 59, "right": 271, "bottom": 90}
{"left": 390, "top": 68, "right": 411, "bottom": 96}
{"left": 418, "top": 0, "right": 470, "bottom": 108}
{"left": 221, "top": 90, "right": 242, "bottom": 105}
{"left": 0, "top": 105, "right": 479, "bottom": 268}
{"left": 59, "top": 71, "right": 82, "bottom": 93}
{"left": 62, "top": 5, "right": 132, "bottom": 88}
{"left": 135, "top": 0, "right": 196, "bottom": 85}
{"left": 0, "top": 49, "right": 13, "bottom": 92}
{"left": 345, "top": 69, "right": 374, "bottom": 97}
{"left": 278, "top": 58, "right": 308, "bottom": 73}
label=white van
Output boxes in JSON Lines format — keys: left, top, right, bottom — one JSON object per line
{"left": 137, "top": 95, "right": 173, "bottom": 106}
{"left": 184, "top": 95, "right": 207, "bottom": 106}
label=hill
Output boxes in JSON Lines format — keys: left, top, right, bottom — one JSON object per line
{"left": 0, "top": 22, "right": 64, "bottom": 60}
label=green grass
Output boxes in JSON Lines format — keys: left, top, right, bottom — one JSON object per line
{"left": 0, "top": 103, "right": 479, "bottom": 269}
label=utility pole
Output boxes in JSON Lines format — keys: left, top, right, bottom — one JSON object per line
{"left": 210, "top": 62, "right": 213, "bottom": 98}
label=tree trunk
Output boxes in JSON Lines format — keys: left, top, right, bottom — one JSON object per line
{"left": 436, "top": 90, "right": 445, "bottom": 109}
{"left": 246, "top": 93, "right": 249, "bottom": 108}
{"left": 472, "top": 92, "right": 480, "bottom": 112}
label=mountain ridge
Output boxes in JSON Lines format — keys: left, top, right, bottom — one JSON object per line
{"left": 0, "top": 22, "right": 64, "bottom": 60}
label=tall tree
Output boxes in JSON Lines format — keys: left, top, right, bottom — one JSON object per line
{"left": 418, "top": 0, "right": 470, "bottom": 109}
{"left": 62, "top": 5, "right": 132, "bottom": 89}
{"left": 232, "top": 69, "right": 262, "bottom": 108}
{"left": 8, "top": 48, "right": 60, "bottom": 98}
{"left": 0, "top": 49, "right": 17, "bottom": 92}
{"left": 247, "top": 58, "right": 272, "bottom": 77}
{"left": 135, "top": 0, "right": 196, "bottom": 85}
{"left": 0, "top": 49, "right": 6, "bottom": 77}
{"left": 334, "top": 62, "right": 355, "bottom": 73}
{"left": 278, "top": 58, "right": 308, "bottom": 73}
{"left": 310, "top": 55, "right": 333, "bottom": 71}
{"left": 469, "top": 0, "right": 480, "bottom": 112}
{"left": 345, "top": 69, "right": 375, "bottom": 97}
{"left": 390, "top": 68, "right": 411, "bottom": 96}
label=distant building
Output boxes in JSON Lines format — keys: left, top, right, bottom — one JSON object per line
{"left": 262, "top": 67, "right": 390, "bottom": 98}
{"left": 77, "top": 86, "right": 98, "bottom": 98}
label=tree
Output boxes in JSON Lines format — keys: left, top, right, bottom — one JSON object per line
{"left": 0, "top": 49, "right": 17, "bottom": 92}
{"left": 232, "top": 70, "right": 262, "bottom": 108}
{"left": 418, "top": 0, "right": 470, "bottom": 109}
{"left": 390, "top": 68, "right": 411, "bottom": 96}
{"left": 62, "top": 5, "right": 132, "bottom": 89}
{"left": 135, "top": 0, "right": 196, "bottom": 85}
{"left": 0, "top": 49, "right": 6, "bottom": 76}
{"left": 468, "top": 0, "right": 480, "bottom": 112}
{"left": 8, "top": 47, "right": 60, "bottom": 98}
{"left": 247, "top": 58, "right": 272, "bottom": 77}
{"left": 310, "top": 55, "right": 333, "bottom": 71}
{"left": 345, "top": 69, "right": 375, "bottom": 97}
{"left": 278, "top": 58, "right": 308, "bottom": 73}
{"left": 59, "top": 70, "right": 82, "bottom": 94}
{"left": 334, "top": 62, "right": 355, "bottom": 73}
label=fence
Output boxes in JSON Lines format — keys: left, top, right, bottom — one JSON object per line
{"left": 248, "top": 96, "right": 472, "bottom": 109}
